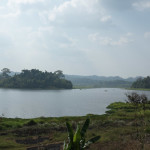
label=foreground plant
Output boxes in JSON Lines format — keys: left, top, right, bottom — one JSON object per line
{"left": 64, "top": 118, "right": 100, "bottom": 150}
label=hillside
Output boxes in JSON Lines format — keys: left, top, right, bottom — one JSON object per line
{"left": 65, "top": 75, "right": 140, "bottom": 88}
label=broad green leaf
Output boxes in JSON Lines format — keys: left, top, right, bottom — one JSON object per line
{"left": 81, "top": 118, "right": 90, "bottom": 138}
{"left": 84, "top": 136, "right": 100, "bottom": 148}
{"left": 64, "top": 119, "right": 100, "bottom": 150}
{"left": 73, "top": 125, "right": 81, "bottom": 149}
{"left": 66, "top": 122, "right": 73, "bottom": 143}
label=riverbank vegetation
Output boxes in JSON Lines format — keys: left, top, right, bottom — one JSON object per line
{"left": 131, "top": 76, "right": 150, "bottom": 89}
{"left": 126, "top": 88, "right": 150, "bottom": 91}
{"left": 1, "top": 93, "right": 150, "bottom": 149}
{"left": 0, "top": 69, "right": 72, "bottom": 89}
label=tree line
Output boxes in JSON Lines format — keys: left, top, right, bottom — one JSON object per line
{"left": 0, "top": 68, "right": 72, "bottom": 89}
{"left": 131, "top": 76, "right": 150, "bottom": 89}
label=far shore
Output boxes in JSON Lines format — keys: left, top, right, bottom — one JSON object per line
{"left": 126, "top": 87, "right": 150, "bottom": 91}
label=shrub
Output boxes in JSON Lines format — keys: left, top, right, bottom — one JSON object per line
{"left": 25, "top": 120, "right": 37, "bottom": 126}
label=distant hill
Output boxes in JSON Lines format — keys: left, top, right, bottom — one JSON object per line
{"left": 65, "top": 75, "right": 142, "bottom": 88}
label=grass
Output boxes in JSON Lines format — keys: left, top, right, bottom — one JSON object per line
{"left": 1, "top": 102, "right": 150, "bottom": 149}
{"left": 126, "top": 88, "right": 150, "bottom": 91}
{"left": 73, "top": 86, "right": 97, "bottom": 89}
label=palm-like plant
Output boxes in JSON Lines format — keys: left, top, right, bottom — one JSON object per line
{"left": 64, "top": 118, "right": 100, "bottom": 150}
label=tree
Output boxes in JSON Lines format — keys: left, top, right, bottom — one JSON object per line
{"left": 54, "top": 70, "right": 65, "bottom": 78}
{"left": 131, "top": 76, "right": 150, "bottom": 89}
{"left": 125, "top": 92, "right": 148, "bottom": 105}
{"left": 1, "top": 68, "right": 11, "bottom": 78}
{"left": 64, "top": 118, "right": 100, "bottom": 150}
{"left": 0, "top": 69, "right": 72, "bottom": 89}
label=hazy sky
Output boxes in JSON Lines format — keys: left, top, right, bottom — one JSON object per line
{"left": 0, "top": 0, "right": 150, "bottom": 77}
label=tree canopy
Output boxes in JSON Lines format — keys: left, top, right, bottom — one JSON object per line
{"left": 1, "top": 68, "right": 11, "bottom": 78}
{"left": 0, "top": 69, "right": 72, "bottom": 89}
{"left": 131, "top": 76, "right": 150, "bottom": 89}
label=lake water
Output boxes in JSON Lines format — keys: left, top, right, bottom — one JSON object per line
{"left": 0, "top": 88, "right": 150, "bottom": 118}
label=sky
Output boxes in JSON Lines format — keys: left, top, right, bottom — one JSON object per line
{"left": 0, "top": 0, "right": 150, "bottom": 78}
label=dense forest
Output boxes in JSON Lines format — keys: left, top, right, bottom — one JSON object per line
{"left": 131, "top": 76, "right": 150, "bottom": 89}
{"left": 0, "top": 68, "right": 72, "bottom": 89}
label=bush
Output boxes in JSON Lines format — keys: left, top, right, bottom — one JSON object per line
{"left": 25, "top": 120, "right": 37, "bottom": 126}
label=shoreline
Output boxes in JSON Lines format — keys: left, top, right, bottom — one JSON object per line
{"left": 1, "top": 101, "right": 150, "bottom": 149}
{"left": 126, "top": 88, "right": 150, "bottom": 91}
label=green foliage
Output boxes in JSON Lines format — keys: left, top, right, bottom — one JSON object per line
{"left": 0, "top": 69, "right": 72, "bottom": 89}
{"left": 25, "top": 120, "right": 37, "bottom": 126}
{"left": 125, "top": 93, "right": 150, "bottom": 113}
{"left": 64, "top": 118, "right": 100, "bottom": 150}
{"left": 125, "top": 92, "right": 149, "bottom": 104}
{"left": 107, "top": 102, "right": 134, "bottom": 110}
{"left": 106, "top": 93, "right": 150, "bottom": 117}
{"left": 0, "top": 68, "right": 11, "bottom": 78}
{"left": 131, "top": 76, "right": 150, "bottom": 89}
{"left": 106, "top": 102, "right": 135, "bottom": 114}
{"left": 54, "top": 70, "right": 65, "bottom": 78}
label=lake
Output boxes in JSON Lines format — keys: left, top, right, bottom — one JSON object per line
{"left": 0, "top": 88, "right": 150, "bottom": 118}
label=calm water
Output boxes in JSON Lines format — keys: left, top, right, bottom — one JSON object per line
{"left": 0, "top": 88, "right": 150, "bottom": 118}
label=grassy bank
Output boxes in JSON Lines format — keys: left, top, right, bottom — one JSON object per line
{"left": 126, "top": 88, "right": 150, "bottom": 91}
{"left": 1, "top": 101, "right": 150, "bottom": 149}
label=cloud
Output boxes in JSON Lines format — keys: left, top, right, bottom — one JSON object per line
{"left": 48, "top": 0, "right": 102, "bottom": 18}
{"left": 46, "top": 0, "right": 111, "bottom": 28}
{"left": 0, "top": 0, "right": 149, "bottom": 77}
{"left": 111, "top": 37, "right": 131, "bottom": 46}
{"left": 5, "top": 0, "right": 47, "bottom": 19}
{"left": 101, "top": 0, "right": 136, "bottom": 11}
{"left": 58, "top": 34, "right": 77, "bottom": 48}
{"left": 100, "top": 15, "right": 111, "bottom": 22}
{"left": 0, "top": 1, "right": 21, "bottom": 18}
{"left": 0, "top": 6, "right": 5, "bottom": 10}
{"left": 48, "top": 0, "right": 99, "bottom": 21}
{"left": 144, "top": 32, "right": 150, "bottom": 38}
{"left": 22, "top": 25, "right": 78, "bottom": 57}
{"left": 0, "top": 32, "right": 13, "bottom": 49}
{"left": 101, "top": 0, "right": 150, "bottom": 12}
{"left": 133, "top": 1, "right": 150, "bottom": 11}
{"left": 126, "top": 32, "right": 133, "bottom": 36}
{"left": 0, "top": 10, "right": 20, "bottom": 18}
{"left": 88, "top": 33, "right": 134, "bottom": 46}
{"left": 8, "top": 0, "right": 45, "bottom": 5}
